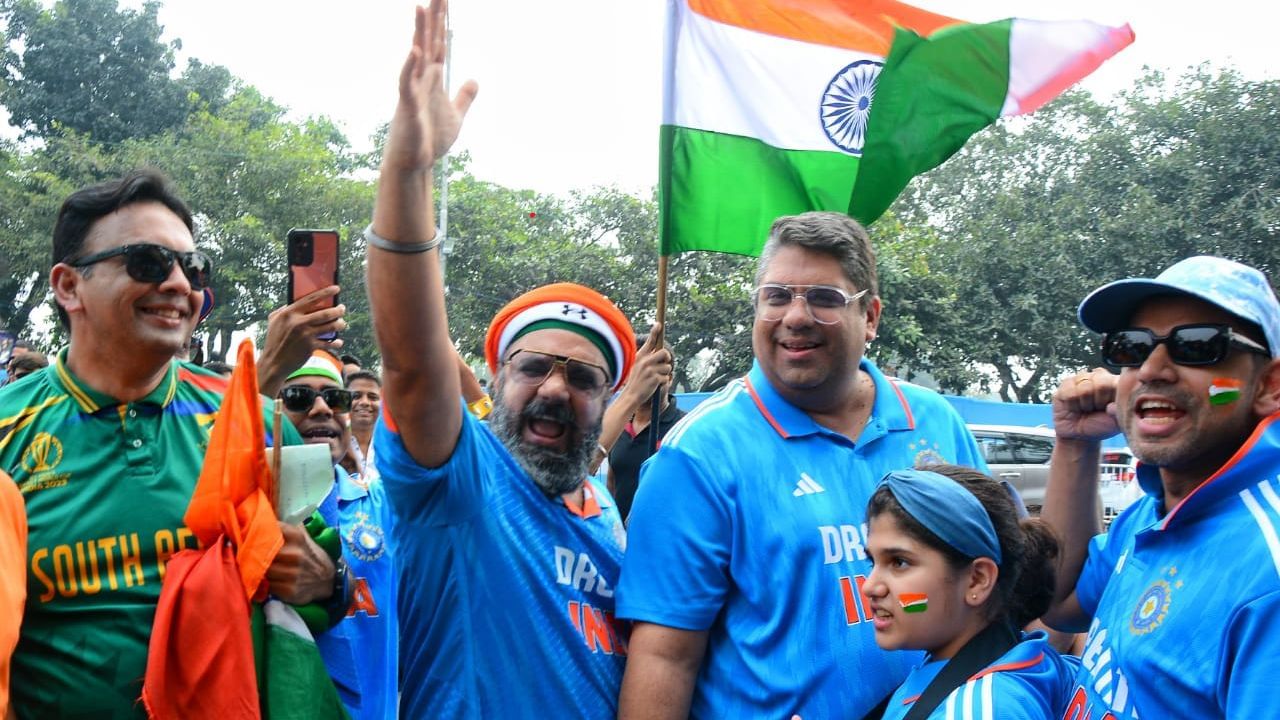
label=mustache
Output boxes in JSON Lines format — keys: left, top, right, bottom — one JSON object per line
{"left": 521, "top": 396, "right": 576, "bottom": 425}
{"left": 1129, "top": 382, "right": 1196, "bottom": 408}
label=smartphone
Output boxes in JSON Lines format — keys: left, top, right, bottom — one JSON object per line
{"left": 287, "top": 228, "right": 340, "bottom": 340}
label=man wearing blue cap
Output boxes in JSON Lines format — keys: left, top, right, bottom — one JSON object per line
{"left": 1042, "top": 256, "right": 1280, "bottom": 719}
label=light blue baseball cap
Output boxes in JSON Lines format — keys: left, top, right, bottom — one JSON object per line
{"left": 1078, "top": 256, "right": 1280, "bottom": 357}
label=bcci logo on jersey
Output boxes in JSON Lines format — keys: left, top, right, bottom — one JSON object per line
{"left": 1130, "top": 565, "right": 1181, "bottom": 635}
{"left": 18, "top": 432, "right": 70, "bottom": 493}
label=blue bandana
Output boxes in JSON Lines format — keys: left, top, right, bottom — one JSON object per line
{"left": 879, "top": 469, "right": 1002, "bottom": 565}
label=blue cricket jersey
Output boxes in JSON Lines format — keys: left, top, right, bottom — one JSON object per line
{"left": 374, "top": 404, "right": 627, "bottom": 719}
{"left": 617, "top": 359, "right": 988, "bottom": 719}
{"left": 1066, "top": 413, "right": 1280, "bottom": 719}
{"left": 883, "top": 631, "right": 1080, "bottom": 720}
{"left": 315, "top": 467, "right": 398, "bottom": 720}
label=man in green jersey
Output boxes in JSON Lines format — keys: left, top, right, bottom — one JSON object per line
{"left": 0, "top": 170, "right": 342, "bottom": 719}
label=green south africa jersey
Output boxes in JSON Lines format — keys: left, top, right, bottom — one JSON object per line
{"left": 0, "top": 351, "right": 300, "bottom": 719}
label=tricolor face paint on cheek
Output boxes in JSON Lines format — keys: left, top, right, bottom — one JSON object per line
{"left": 899, "top": 592, "right": 928, "bottom": 614}
{"left": 1209, "top": 378, "right": 1243, "bottom": 406}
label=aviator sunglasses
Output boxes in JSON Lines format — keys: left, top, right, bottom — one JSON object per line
{"left": 69, "top": 243, "right": 213, "bottom": 291}
{"left": 1101, "top": 323, "right": 1270, "bottom": 369}
{"left": 279, "top": 385, "right": 354, "bottom": 413}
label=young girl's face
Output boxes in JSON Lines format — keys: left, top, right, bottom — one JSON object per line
{"left": 865, "top": 512, "right": 977, "bottom": 658}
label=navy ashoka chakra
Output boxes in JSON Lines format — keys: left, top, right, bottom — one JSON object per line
{"left": 819, "top": 60, "right": 883, "bottom": 156}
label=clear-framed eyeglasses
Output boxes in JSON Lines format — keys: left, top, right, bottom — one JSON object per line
{"left": 752, "top": 284, "right": 869, "bottom": 325}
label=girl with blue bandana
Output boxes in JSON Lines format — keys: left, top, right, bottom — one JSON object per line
{"left": 863, "top": 465, "right": 1080, "bottom": 720}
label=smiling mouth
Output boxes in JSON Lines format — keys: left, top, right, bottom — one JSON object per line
{"left": 301, "top": 427, "right": 339, "bottom": 442}
{"left": 141, "top": 307, "right": 184, "bottom": 320}
{"left": 1135, "top": 399, "right": 1185, "bottom": 424}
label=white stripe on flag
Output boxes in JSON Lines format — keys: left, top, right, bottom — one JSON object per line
{"left": 1241, "top": 486, "right": 1280, "bottom": 579}
{"left": 667, "top": 2, "right": 881, "bottom": 151}
{"left": 1002, "top": 19, "right": 1130, "bottom": 116}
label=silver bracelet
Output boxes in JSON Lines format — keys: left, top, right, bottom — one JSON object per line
{"left": 363, "top": 223, "right": 444, "bottom": 254}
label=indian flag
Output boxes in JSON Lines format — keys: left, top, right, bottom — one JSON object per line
{"left": 659, "top": 0, "right": 1135, "bottom": 256}
{"left": 899, "top": 592, "right": 929, "bottom": 613}
{"left": 1209, "top": 378, "right": 1244, "bottom": 406}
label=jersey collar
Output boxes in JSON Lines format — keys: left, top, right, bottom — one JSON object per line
{"left": 562, "top": 478, "right": 614, "bottom": 520}
{"left": 743, "top": 358, "right": 914, "bottom": 441}
{"left": 53, "top": 348, "right": 179, "bottom": 414}
{"left": 1147, "top": 411, "right": 1280, "bottom": 530}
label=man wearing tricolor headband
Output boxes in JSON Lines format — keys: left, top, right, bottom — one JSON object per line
{"left": 1042, "top": 256, "right": 1280, "bottom": 719}
{"left": 617, "top": 211, "right": 987, "bottom": 719}
{"left": 364, "top": 3, "right": 631, "bottom": 716}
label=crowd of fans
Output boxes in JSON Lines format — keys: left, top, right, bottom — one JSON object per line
{"left": 2, "top": 2, "right": 1278, "bottom": 719}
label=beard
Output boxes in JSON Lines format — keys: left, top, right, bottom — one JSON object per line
{"left": 489, "top": 386, "right": 603, "bottom": 497}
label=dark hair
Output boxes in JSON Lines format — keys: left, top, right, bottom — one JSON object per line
{"left": 345, "top": 369, "right": 382, "bottom": 388}
{"left": 867, "top": 463, "right": 1059, "bottom": 628}
{"left": 13, "top": 339, "right": 34, "bottom": 351}
{"left": 340, "top": 354, "right": 362, "bottom": 367}
{"left": 9, "top": 352, "right": 49, "bottom": 377}
{"left": 755, "top": 211, "right": 878, "bottom": 310}
{"left": 202, "top": 361, "right": 234, "bottom": 376}
{"left": 52, "top": 168, "right": 195, "bottom": 329}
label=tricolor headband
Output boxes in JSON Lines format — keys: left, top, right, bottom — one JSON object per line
{"left": 485, "top": 282, "right": 635, "bottom": 392}
{"left": 286, "top": 350, "right": 344, "bottom": 385}
{"left": 879, "top": 469, "right": 1003, "bottom": 565}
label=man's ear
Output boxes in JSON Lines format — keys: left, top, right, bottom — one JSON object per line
{"left": 1252, "top": 358, "right": 1280, "bottom": 417}
{"left": 49, "top": 264, "right": 84, "bottom": 318}
{"left": 863, "top": 296, "right": 883, "bottom": 343}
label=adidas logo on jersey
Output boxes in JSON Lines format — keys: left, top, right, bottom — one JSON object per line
{"left": 793, "top": 473, "right": 825, "bottom": 496}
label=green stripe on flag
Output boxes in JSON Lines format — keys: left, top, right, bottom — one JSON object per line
{"left": 659, "top": 125, "right": 860, "bottom": 257}
{"left": 849, "top": 20, "right": 1012, "bottom": 224}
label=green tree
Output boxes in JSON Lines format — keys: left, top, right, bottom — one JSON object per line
{"left": 0, "top": 0, "right": 203, "bottom": 143}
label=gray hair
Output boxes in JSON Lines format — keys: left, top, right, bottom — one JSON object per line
{"left": 754, "top": 212, "right": 877, "bottom": 309}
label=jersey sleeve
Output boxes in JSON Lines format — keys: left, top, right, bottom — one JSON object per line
{"left": 373, "top": 402, "right": 490, "bottom": 527}
{"left": 1221, "top": 588, "right": 1280, "bottom": 715}
{"left": 615, "top": 442, "right": 732, "bottom": 630}
{"left": 1074, "top": 527, "right": 1120, "bottom": 617}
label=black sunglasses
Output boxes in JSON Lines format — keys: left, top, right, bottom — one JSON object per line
{"left": 279, "top": 385, "right": 354, "bottom": 413}
{"left": 69, "top": 243, "right": 212, "bottom": 290}
{"left": 1102, "top": 323, "right": 1270, "bottom": 369}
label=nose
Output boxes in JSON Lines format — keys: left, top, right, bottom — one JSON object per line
{"left": 156, "top": 256, "right": 194, "bottom": 295}
{"left": 536, "top": 362, "right": 573, "bottom": 399}
{"left": 308, "top": 393, "right": 335, "bottom": 418}
{"left": 1134, "top": 341, "right": 1178, "bottom": 384}
{"left": 780, "top": 293, "right": 816, "bottom": 327}
{"left": 863, "top": 564, "right": 888, "bottom": 599}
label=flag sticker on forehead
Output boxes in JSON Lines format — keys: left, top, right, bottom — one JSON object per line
{"left": 485, "top": 282, "right": 636, "bottom": 391}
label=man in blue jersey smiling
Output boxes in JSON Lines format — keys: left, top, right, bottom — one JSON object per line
{"left": 617, "top": 211, "right": 987, "bottom": 719}
{"left": 1042, "top": 256, "right": 1280, "bottom": 719}
{"left": 363, "top": 2, "right": 634, "bottom": 717}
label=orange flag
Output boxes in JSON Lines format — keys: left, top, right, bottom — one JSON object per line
{"left": 183, "top": 339, "right": 283, "bottom": 601}
{"left": 145, "top": 340, "right": 286, "bottom": 720}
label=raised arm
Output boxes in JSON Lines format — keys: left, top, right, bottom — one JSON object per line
{"left": 1040, "top": 367, "right": 1119, "bottom": 631}
{"left": 367, "top": 0, "right": 478, "bottom": 468}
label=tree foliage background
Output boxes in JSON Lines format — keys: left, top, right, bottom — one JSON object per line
{"left": 3, "top": 0, "right": 1279, "bottom": 400}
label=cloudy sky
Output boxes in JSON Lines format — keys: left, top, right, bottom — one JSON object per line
{"left": 117, "top": 0, "right": 1280, "bottom": 197}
